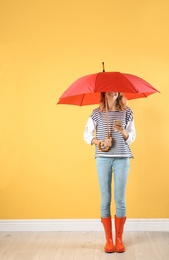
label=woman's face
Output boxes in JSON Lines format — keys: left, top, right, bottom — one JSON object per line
{"left": 105, "top": 92, "right": 118, "bottom": 100}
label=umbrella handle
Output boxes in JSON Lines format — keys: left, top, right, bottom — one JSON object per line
{"left": 98, "top": 132, "right": 111, "bottom": 152}
{"left": 98, "top": 100, "right": 111, "bottom": 152}
{"left": 98, "top": 142, "right": 111, "bottom": 152}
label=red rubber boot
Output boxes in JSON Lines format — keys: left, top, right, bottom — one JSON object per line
{"left": 101, "top": 216, "right": 115, "bottom": 253}
{"left": 114, "top": 215, "right": 126, "bottom": 253}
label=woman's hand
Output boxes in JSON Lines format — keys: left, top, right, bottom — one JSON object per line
{"left": 113, "top": 120, "right": 123, "bottom": 132}
{"left": 113, "top": 120, "right": 129, "bottom": 140}
{"left": 101, "top": 137, "right": 112, "bottom": 148}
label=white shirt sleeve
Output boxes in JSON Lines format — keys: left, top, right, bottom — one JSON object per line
{"left": 83, "top": 117, "right": 96, "bottom": 145}
{"left": 125, "top": 119, "right": 136, "bottom": 145}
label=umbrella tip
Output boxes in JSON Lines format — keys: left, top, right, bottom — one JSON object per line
{"left": 102, "top": 62, "right": 105, "bottom": 72}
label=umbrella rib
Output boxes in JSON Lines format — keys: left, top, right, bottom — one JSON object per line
{"left": 80, "top": 94, "right": 85, "bottom": 106}
{"left": 94, "top": 73, "right": 100, "bottom": 92}
{"left": 142, "top": 92, "right": 148, "bottom": 98}
{"left": 121, "top": 73, "right": 139, "bottom": 93}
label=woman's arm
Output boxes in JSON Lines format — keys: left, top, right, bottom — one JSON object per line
{"left": 124, "top": 120, "right": 136, "bottom": 145}
{"left": 83, "top": 117, "right": 96, "bottom": 145}
{"left": 84, "top": 117, "right": 104, "bottom": 145}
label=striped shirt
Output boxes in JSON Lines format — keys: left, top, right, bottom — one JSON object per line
{"left": 83, "top": 107, "right": 136, "bottom": 158}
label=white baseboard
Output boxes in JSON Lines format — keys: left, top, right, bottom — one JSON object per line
{"left": 0, "top": 219, "right": 169, "bottom": 232}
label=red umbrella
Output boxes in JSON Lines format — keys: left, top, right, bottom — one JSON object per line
{"left": 57, "top": 63, "right": 159, "bottom": 152}
{"left": 57, "top": 64, "right": 159, "bottom": 106}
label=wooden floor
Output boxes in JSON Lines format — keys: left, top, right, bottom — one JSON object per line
{"left": 0, "top": 231, "right": 169, "bottom": 260}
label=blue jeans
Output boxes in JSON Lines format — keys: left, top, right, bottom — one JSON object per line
{"left": 96, "top": 157, "right": 130, "bottom": 218}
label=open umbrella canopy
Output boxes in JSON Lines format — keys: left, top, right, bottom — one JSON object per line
{"left": 57, "top": 71, "right": 159, "bottom": 106}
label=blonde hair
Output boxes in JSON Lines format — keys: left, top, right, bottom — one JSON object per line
{"left": 100, "top": 92, "right": 127, "bottom": 111}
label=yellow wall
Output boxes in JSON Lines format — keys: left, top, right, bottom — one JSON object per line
{"left": 0, "top": 0, "right": 169, "bottom": 219}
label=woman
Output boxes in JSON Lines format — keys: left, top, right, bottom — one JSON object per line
{"left": 83, "top": 92, "right": 136, "bottom": 253}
